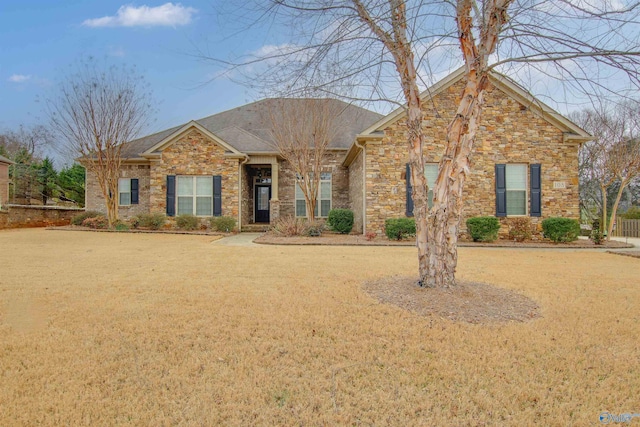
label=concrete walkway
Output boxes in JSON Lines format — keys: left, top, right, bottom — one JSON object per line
{"left": 211, "top": 232, "right": 262, "bottom": 247}
{"left": 611, "top": 236, "right": 640, "bottom": 248}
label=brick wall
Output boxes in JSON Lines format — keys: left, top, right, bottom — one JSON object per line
{"left": 0, "top": 163, "right": 9, "bottom": 207}
{"left": 86, "top": 164, "right": 151, "bottom": 219}
{"left": 364, "top": 79, "right": 581, "bottom": 236}
{"left": 0, "top": 205, "right": 84, "bottom": 229}
{"left": 277, "top": 151, "right": 349, "bottom": 219}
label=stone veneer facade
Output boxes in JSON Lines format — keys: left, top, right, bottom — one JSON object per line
{"left": 360, "top": 79, "right": 581, "bottom": 236}
{"left": 148, "top": 129, "right": 239, "bottom": 217}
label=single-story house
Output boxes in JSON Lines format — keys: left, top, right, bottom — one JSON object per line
{"left": 85, "top": 68, "right": 591, "bottom": 235}
{"left": 0, "top": 154, "right": 14, "bottom": 209}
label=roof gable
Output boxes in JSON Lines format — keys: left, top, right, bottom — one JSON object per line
{"left": 141, "top": 121, "right": 243, "bottom": 158}
{"left": 359, "top": 68, "right": 591, "bottom": 142}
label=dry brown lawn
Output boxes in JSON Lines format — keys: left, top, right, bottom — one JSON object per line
{"left": 0, "top": 229, "right": 638, "bottom": 426}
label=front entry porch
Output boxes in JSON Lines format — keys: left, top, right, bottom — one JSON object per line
{"left": 240, "top": 158, "right": 280, "bottom": 230}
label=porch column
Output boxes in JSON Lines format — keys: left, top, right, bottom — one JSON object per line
{"left": 270, "top": 158, "right": 280, "bottom": 221}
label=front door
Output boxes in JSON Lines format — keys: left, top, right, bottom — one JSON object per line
{"left": 255, "top": 185, "right": 271, "bottom": 223}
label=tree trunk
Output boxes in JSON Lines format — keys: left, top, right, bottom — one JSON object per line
{"left": 422, "top": 72, "right": 486, "bottom": 288}
{"left": 607, "top": 178, "right": 629, "bottom": 239}
{"left": 601, "top": 183, "right": 608, "bottom": 239}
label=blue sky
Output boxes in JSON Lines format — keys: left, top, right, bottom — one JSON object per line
{"left": 0, "top": 1, "right": 264, "bottom": 135}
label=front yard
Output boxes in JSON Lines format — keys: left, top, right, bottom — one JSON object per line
{"left": 0, "top": 229, "right": 638, "bottom": 425}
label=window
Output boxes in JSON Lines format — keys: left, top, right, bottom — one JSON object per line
{"left": 118, "top": 178, "right": 138, "bottom": 206}
{"left": 505, "top": 164, "right": 527, "bottom": 215}
{"left": 295, "top": 172, "right": 331, "bottom": 217}
{"left": 495, "top": 164, "right": 541, "bottom": 217}
{"left": 177, "top": 176, "right": 213, "bottom": 216}
{"left": 424, "top": 163, "right": 438, "bottom": 209}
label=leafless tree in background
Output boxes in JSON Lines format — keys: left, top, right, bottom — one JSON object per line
{"left": 575, "top": 103, "right": 640, "bottom": 239}
{"left": 206, "top": 0, "right": 640, "bottom": 287}
{"left": 47, "top": 58, "right": 153, "bottom": 226}
{"left": 267, "top": 98, "right": 345, "bottom": 222}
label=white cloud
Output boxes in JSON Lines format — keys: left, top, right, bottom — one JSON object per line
{"left": 8, "top": 74, "right": 31, "bottom": 83}
{"left": 82, "top": 3, "right": 197, "bottom": 28}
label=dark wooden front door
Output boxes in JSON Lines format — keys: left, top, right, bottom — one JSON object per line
{"left": 255, "top": 185, "right": 271, "bottom": 223}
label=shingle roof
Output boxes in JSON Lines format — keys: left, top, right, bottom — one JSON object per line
{"left": 120, "top": 98, "right": 384, "bottom": 159}
{"left": 0, "top": 154, "right": 14, "bottom": 164}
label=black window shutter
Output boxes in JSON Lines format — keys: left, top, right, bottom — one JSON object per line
{"left": 130, "top": 179, "right": 139, "bottom": 205}
{"left": 213, "top": 175, "right": 222, "bottom": 216}
{"left": 405, "top": 163, "right": 414, "bottom": 217}
{"left": 495, "top": 164, "right": 507, "bottom": 217}
{"left": 530, "top": 164, "right": 542, "bottom": 217}
{"left": 166, "top": 175, "right": 176, "bottom": 217}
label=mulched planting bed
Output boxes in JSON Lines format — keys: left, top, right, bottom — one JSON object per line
{"left": 255, "top": 232, "right": 633, "bottom": 248}
{"left": 363, "top": 276, "right": 541, "bottom": 324}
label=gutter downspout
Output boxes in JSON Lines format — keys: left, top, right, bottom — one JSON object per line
{"left": 355, "top": 139, "right": 367, "bottom": 235}
{"left": 238, "top": 154, "right": 250, "bottom": 232}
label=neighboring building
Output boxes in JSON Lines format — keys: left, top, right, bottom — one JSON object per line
{"left": 85, "top": 69, "right": 591, "bottom": 235}
{"left": 0, "top": 155, "right": 14, "bottom": 209}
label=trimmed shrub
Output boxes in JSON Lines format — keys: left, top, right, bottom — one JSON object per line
{"left": 132, "top": 213, "right": 166, "bottom": 230}
{"left": 176, "top": 214, "right": 199, "bottom": 231}
{"left": 271, "top": 216, "right": 307, "bottom": 237}
{"left": 81, "top": 216, "right": 108, "bottom": 229}
{"left": 466, "top": 216, "right": 500, "bottom": 242}
{"left": 508, "top": 217, "right": 532, "bottom": 242}
{"left": 327, "top": 209, "right": 354, "bottom": 234}
{"left": 385, "top": 218, "right": 416, "bottom": 240}
{"left": 590, "top": 219, "right": 604, "bottom": 245}
{"left": 71, "top": 211, "right": 104, "bottom": 226}
{"left": 304, "top": 221, "right": 325, "bottom": 237}
{"left": 542, "top": 217, "right": 580, "bottom": 243}
{"left": 210, "top": 216, "right": 237, "bottom": 232}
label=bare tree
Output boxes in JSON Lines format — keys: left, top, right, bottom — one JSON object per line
{"left": 575, "top": 103, "right": 640, "bottom": 239}
{"left": 47, "top": 58, "right": 153, "bottom": 226}
{"left": 0, "top": 125, "right": 53, "bottom": 160}
{"left": 267, "top": 98, "right": 345, "bottom": 222}
{"left": 208, "top": 0, "right": 640, "bottom": 287}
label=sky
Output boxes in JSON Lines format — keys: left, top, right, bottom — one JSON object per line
{"left": 0, "top": 1, "right": 266, "bottom": 136}
{"left": 2, "top": 0, "right": 637, "bottom": 151}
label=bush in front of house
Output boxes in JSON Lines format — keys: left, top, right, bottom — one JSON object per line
{"left": 132, "top": 213, "right": 166, "bottom": 230}
{"left": 210, "top": 216, "right": 237, "bottom": 232}
{"left": 176, "top": 214, "right": 199, "bottom": 231}
{"left": 271, "top": 216, "right": 307, "bottom": 237}
{"left": 81, "top": 215, "right": 108, "bottom": 229}
{"left": 466, "top": 216, "right": 500, "bottom": 242}
{"left": 508, "top": 217, "right": 532, "bottom": 242}
{"left": 327, "top": 209, "right": 354, "bottom": 234}
{"left": 304, "top": 221, "right": 325, "bottom": 237}
{"left": 589, "top": 219, "right": 605, "bottom": 245}
{"left": 385, "top": 218, "right": 416, "bottom": 240}
{"left": 542, "top": 217, "right": 580, "bottom": 243}
{"left": 71, "top": 211, "right": 104, "bottom": 226}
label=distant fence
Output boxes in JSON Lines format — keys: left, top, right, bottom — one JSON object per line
{"left": 611, "top": 218, "right": 640, "bottom": 238}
